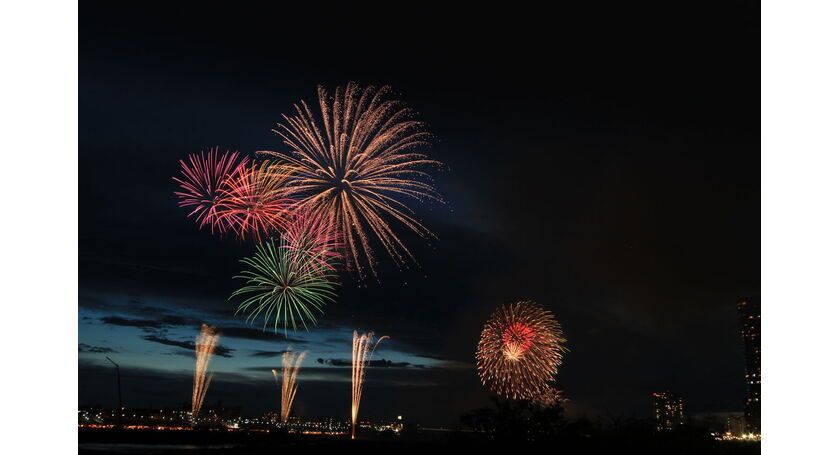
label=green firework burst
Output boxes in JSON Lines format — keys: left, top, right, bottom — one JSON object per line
{"left": 230, "top": 237, "right": 340, "bottom": 333}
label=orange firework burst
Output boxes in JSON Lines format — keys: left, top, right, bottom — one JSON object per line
{"left": 476, "top": 301, "right": 569, "bottom": 400}
{"left": 259, "top": 82, "right": 443, "bottom": 278}
{"left": 216, "top": 160, "right": 296, "bottom": 241}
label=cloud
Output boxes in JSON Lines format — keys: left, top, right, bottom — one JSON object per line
{"left": 78, "top": 343, "right": 117, "bottom": 354}
{"left": 159, "top": 350, "right": 196, "bottom": 358}
{"left": 141, "top": 335, "right": 235, "bottom": 358}
{"left": 215, "top": 326, "right": 306, "bottom": 344}
{"left": 81, "top": 293, "right": 187, "bottom": 319}
{"left": 79, "top": 295, "right": 110, "bottom": 312}
{"left": 97, "top": 314, "right": 307, "bottom": 343}
{"left": 100, "top": 316, "right": 165, "bottom": 329}
{"left": 416, "top": 354, "right": 449, "bottom": 361}
{"left": 315, "top": 358, "right": 415, "bottom": 368}
{"left": 99, "top": 313, "right": 197, "bottom": 330}
{"left": 249, "top": 350, "right": 289, "bottom": 358}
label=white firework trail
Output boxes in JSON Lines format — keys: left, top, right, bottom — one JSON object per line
{"left": 350, "top": 330, "right": 388, "bottom": 439}
{"left": 192, "top": 324, "right": 220, "bottom": 419}
{"left": 273, "top": 347, "right": 307, "bottom": 423}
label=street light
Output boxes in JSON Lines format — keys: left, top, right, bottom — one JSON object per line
{"left": 105, "top": 356, "right": 122, "bottom": 429}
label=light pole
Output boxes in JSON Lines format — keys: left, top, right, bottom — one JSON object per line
{"left": 105, "top": 356, "right": 122, "bottom": 429}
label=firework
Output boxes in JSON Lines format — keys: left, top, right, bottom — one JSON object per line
{"left": 192, "top": 324, "right": 220, "bottom": 418}
{"left": 350, "top": 330, "right": 388, "bottom": 439}
{"left": 216, "top": 160, "right": 296, "bottom": 241}
{"left": 259, "top": 82, "right": 443, "bottom": 278}
{"left": 281, "top": 207, "right": 343, "bottom": 275}
{"left": 530, "top": 387, "right": 568, "bottom": 409}
{"left": 173, "top": 147, "right": 247, "bottom": 233}
{"left": 476, "top": 301, "right": 568, "bottom": 400}
{"left": 272, "top": 348, "right": 307, "bottom": 423}
{"left": 230, "top": 237, "right": 340, "bottom": 333}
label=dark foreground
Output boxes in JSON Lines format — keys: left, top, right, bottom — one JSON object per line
{"left": 79, "top": 428, "right": 760, "bottom": 455}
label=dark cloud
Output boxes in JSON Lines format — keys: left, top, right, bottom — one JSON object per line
{"left": 159, "top": 350, "right": 196, "bottom": 358}
{"left": 316, "top": 358, "right": 415, "bottom": 368}
{"left": 78, "top": 343, "right": 117, "bottom": 354}
{"left": 249, "top": 350, "right": 288, "bottom": 358}
{"left": 141, "top": 335, "right": 235, "bottom": 358}
{"left": 157, "top": 315, "right": 194, "bottom": 326}
{"left": 79, "top": 295, "right": 108, "bottom": 311}
{"left": 100, "top": 316, "right": 164, "bottom": 329}
{"left": 415, "top": 354, "right": 450, "bottom": 362}
{"left": 215, "top": 326, "right": 306, "bottom": 344}
{"left": 141, "top": 335, "right": 195, "bottom": 350}
{"left": 99, "top": 313, "right": 200, "bottom": 331}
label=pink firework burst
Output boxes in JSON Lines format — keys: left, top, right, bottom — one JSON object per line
{"left": 281, "top": 207, "right": 344, "bottom": 274}
{"left": 173, "top": 147, "right": 247, "bottom": 233}
{"left": 216, "top": 160, "right": 296, "bottom": 241}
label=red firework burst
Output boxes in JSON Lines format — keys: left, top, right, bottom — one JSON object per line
{"left": 172, "top": 147, "right": 247, "bottom": 233}
{"left": 476, "top": 301, "right": 569, "bottom": 400}
{"left": 216, "top": 160, "right": 296, "bottom": 241}
{"left": 502, "top": 322, "right": 537, "bottom": 361}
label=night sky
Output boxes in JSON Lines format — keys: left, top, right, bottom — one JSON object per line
{"left": 79, "top": 3, "right": 758, "bottom": 426}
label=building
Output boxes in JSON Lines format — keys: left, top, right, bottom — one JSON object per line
{"left": 725, "top": 413, "right": 746, "bottom": 437}
{"left": 737, "top": 297, "right": 761, "bottom": 434}
{"left": 652, "top": 391, "right": 685, "bottom": 431}
{"left": 692, "top": 411, "right": 744, "bottom": 435}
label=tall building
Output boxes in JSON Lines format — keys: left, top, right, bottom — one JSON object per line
{"left": 737, "top": 297, "right": 761, "bottom": 434}
{"left": 652, "top": 391, "right": 685, "bottom": 431}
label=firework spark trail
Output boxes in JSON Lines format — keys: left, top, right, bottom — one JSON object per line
{"left": 476, "top": 301, "right": 569, "bottom": 400}
{"left": 173, "top": 147, "right": 247, "bottom": 233}
{"left": 216, "top": 160, "right": 296, "bottom": 241}
{"left": 259, "top": 82, "right": 444, "bottom": 279}
{"left": 350, "top": 330, "right": 388, "bottom": 439}
{"left": 272, "top": 348, "right": 307, "bottom": 423}
{"left": 281, "top": 207, "right": 343, "bottom": 276}
{"left": 230, "top": 237, "right": 340, "bottom": 333}
{"left": 192, "top": 324, "right": 220, "bottom": 418}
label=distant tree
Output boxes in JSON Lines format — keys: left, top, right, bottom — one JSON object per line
{"left": 460, "top": 396, "right": 567, "bottom": 442}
